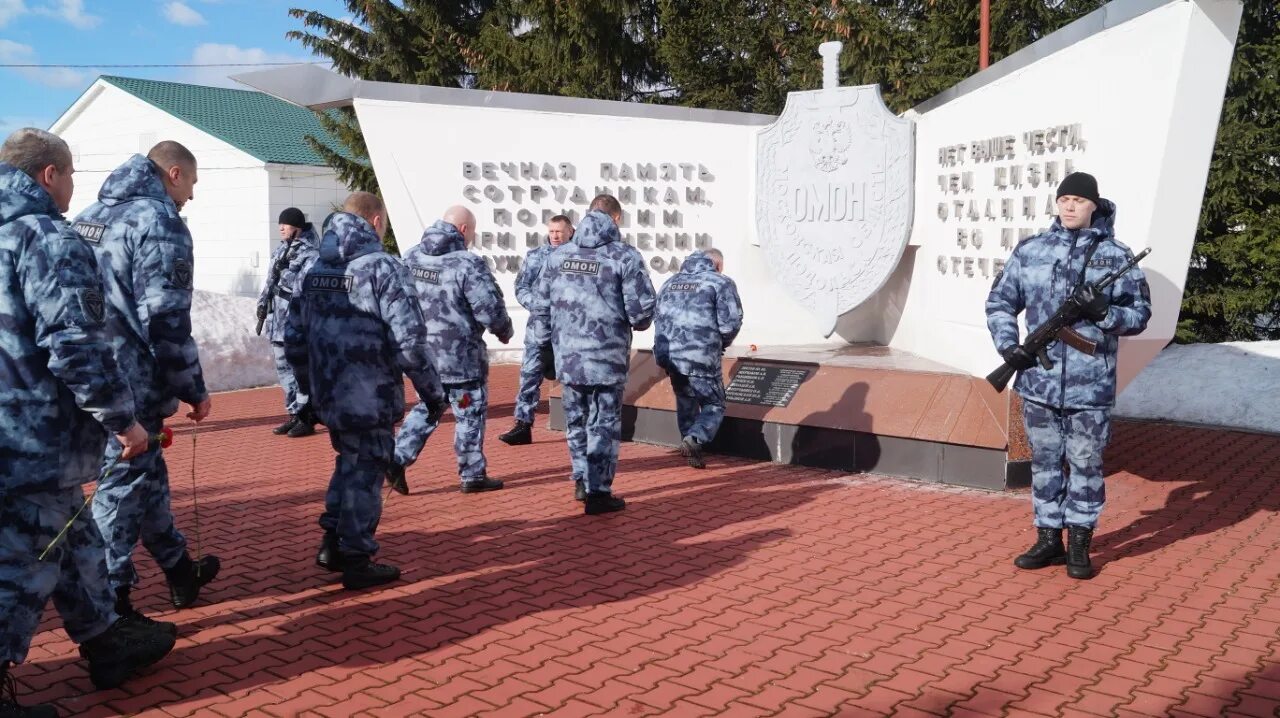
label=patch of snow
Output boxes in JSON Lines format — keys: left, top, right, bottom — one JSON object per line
{"left": 191, "top": 290, "right": 277, "bottom": 393}
{"left": 1115, "top": 341, "right": 1280, "bottom": 434}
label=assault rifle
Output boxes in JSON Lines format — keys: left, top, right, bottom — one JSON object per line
{"left": 255, "top": 249, "right": 293, "bottom": 336}
{"left": 986, "top": 247, "right": 1150, "bottom": 392}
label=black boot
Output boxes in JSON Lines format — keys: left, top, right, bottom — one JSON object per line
{"left": 316, "top": 532, "right": 343, "bottom": 572}
{"left": 460, "top": 476, "right": 504, "bottom": 494}
{"left": 286, "top": 410, "right": 317, "bottom": 438}
{"left": 1013, "top": 528, "right": 1066, "bottom": 570}
{"left": 584, "top": 493, "right": 626, "bottom": 515}
{"left": 163, "top": 553, "right": 220, "bottom": 609}
{"left": 0, "top": 663, "right": 57, "bottom": 718}
{"left": 573, "top": 479, "right": 586, "bottom": 502}
{"left": 498, "top": 421, "right": 532, "bottom": 446}
{"left": 342, "top": 556, "right": 400, "bottom": 590}
{"left": 680, "top": 437, "right": 706, "bottom": 469}
{"left": 114, "top": 587, "right": 176, "bottom": 636}
{"left": 386, "top": 463, "right": 409, "bottom": 496}
{"left": 272, "top": 416, "right": 299, "bottom": 435}
{"left": 77, "top": 617, "right": 176, "bottom": 690}
{"left": 1066, "top": 525, "right": 1095, "bottom": 580}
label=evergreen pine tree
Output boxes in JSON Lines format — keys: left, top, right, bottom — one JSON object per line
{"left": 1178, "top": 2, "right": 1280, "bottom": 342}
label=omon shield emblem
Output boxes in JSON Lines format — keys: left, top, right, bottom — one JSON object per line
{"left": 756, "top": 83, "right": 914, "bottom": 337}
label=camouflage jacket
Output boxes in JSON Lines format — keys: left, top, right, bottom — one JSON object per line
{"left": 0, "top": 163, "right": 137, "bottom": 492}
{"left": 258, "top": 224, "right": 320, "bottom": 343}
{"left": 654, "top": 251, "right": 744, "bottom": 378}
{"left": 284, "top": 212, "right": 444, "bottom": 431}
{"left": 74, "top": 154, "right": 207, "bottom": 420}
{"left": 514, "top": 243, "right": 553, "bottom": 338}
{"left": 533, "top": 210, "right": 656, "bottom": 386}
{"left": 986, "top": 200, "right": 1151, "bottom": 409}
{"left": 402, "top": 220, "right": 513, "bottom": 385}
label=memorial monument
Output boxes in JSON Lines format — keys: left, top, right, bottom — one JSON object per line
{"left": 236, "top": 0, "right": 1243, "bottom": 489}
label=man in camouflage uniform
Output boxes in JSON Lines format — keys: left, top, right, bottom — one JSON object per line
{"left": 499, "top": 214, "right": 573, "bottom": 447}
{"left": 75, "top": 142, "right": 219, "bottom": 613}
{"left": 257, "top": 207, "right": 321, "bottom": 438}
{"left": 285, "top": 192, "right": 445, "bottom": 590}
{"left": 986, "top": 172, "right": 1151, "bottom": 580}
{"left": 654, "top": 248, "right": 743, "bottom": 469}
{"left": 534, "top": 195, "right": 655, "bottom": 514}
{"left": 0, "top": 128, "right": 177, "bottom": 716}
{"left": 393, "top": 206, "right": 513, "bottom": 494}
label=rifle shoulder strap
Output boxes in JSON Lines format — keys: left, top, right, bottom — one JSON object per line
{"left": 1072, "top": 233, "right": 1104, "bottom": 293}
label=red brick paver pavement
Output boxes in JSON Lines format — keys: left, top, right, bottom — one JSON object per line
{"left": 15, "top": 366, "right": 1280, "bottom": 717}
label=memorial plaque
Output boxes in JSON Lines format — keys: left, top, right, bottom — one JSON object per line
{"left": 725, "top": 363, "right": 812, "bottom": 407}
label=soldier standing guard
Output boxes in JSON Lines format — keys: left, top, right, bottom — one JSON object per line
{"left": 499, "top": 214, "right": 573, "bottom": 446}
{"left": 284, "top": 192, "right": 445, "bottom": 590}
{"left": 986, "top": 172, "right": 1151, "bottom": 579}
{"left": 392, "top": 206, "right": 514, "bottom": 494}
{"left": 654, "top": 248, "right": 744, "bottom": 468}
{"left": 533, "top": 195, "right": 656, "bottom": 514}
{"left": 75, "top": 141, "right": 219, "bottom": 614}
{"left": 0, "top": 128, "right": 177, "bottom": 716}
{"left": 257, "top": 207, "right": 321, "bottom": 438}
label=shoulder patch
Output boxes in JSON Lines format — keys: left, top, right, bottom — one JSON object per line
{"left": 561, "top": 259, "right": 600, "bottom": 275}
{"left": 412, "top": 267, "right": 441, "bottom": 284}
{"left": 78, "top": 287, "right": 105, "bottom": 324}
{"left": 306, "top": 274, "right": 353, "bottom": 293}
{"left": 73, "top": 222, "right": 106, "bottom": 244}
{"left": 172, "top": 258, "right": 193, "bottom": 289}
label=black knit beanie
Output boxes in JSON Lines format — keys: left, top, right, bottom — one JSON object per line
{"left": 278, "top": 207, "right": 306, "bottom": 228}
{"left": 1056, "top": 172, "right": 1100, "bottom": 206}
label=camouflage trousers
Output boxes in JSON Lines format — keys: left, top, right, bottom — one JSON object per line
{"left": 0, "top": 487, "right": 118, "bottom": 664}
{"left": 320, "top": 428, "right": 393, "bottom": 558}
{"left": 1023, "top": 400, "right": 1111, "bottom": 529}
{"left": 395, "top": 382, "right": 488, "bottom": 482}
{"left": 562, "top": 384, "right": 625, "bottom": 495}
{"left": 93, "top": 416, "right": 187, "bottom": 590}
{"left": 514, "top": 331, "right": 546, "bottom": 425}
{"left": 272, "top": 341, "right": 309, "bottom": 416}
{"left": 672, "top": 373, "right": 726, "bottom": 445}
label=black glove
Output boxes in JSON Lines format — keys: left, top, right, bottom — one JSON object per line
{"left": 1001, "top": 345, "right": 1037, "bottom": 371}
{"left": 1070, "top": 285, "right": 1110, "bottom": 323}
{"left": 426, "top": 398, "right": 447, "bottom": 425}
{"left": 538, "top": 342, "right": 556, "bottom": 381}
{"left": 255, "top": 303, "right": 268, "bottom": 320}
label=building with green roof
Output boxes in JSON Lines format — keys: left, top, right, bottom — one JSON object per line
{"left": 51, "top": 74, "right": 352, "bottom": 297}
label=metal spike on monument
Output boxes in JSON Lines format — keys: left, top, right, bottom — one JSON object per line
{"left": 755, "top": 41, "right": 915, "bottom": 338}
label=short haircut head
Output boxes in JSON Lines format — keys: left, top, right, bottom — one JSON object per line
{"left": 147, "top": 140, "right": 197, "bottom": 171}
{"left": 548, "top": 214, "right": 572, "bottom": 227}
{"left": 1, "top": 128, "right": 72, "bottom": 178}
{"left": 343, "top": 191, "right": 385, "bottom": 224}
{"left": 703, "top": 248, "right": 723, "bottom": 264}
{"left": 589, "top": 194, "right": 622, "bottom": 217}
{"left": 442, "top": 204, "right": 476, "bottom": 229}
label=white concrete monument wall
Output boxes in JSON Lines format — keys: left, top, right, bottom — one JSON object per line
{"left": 861, "top": 0, "right": 1244, "bottom": 390}
{"left": 352, "top": 97, "right": 833, "bottom": 357}
{"left": 234, "top": 0, "right": 1241, "bottom": 386}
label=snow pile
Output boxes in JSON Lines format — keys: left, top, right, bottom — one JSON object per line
{"left": 1115, "top": 341, "right": 1280, "bottom": 434}
{"left": 191, "top": 290, "right": 277, "bottom": 392}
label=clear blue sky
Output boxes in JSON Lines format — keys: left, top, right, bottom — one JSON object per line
{"left": 0, "top": 0, "right": 349, "bottom": 137}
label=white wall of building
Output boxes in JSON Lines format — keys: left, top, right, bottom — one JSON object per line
{"left": 52, "top": 81, "right": 348, "bottom": 299}
{"left": 266, "top": 162, "right": 350, "bottom": 274}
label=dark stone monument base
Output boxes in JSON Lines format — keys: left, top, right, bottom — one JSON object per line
{"left": 548, "top": 344, "right": 1030, "bottom": 492}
